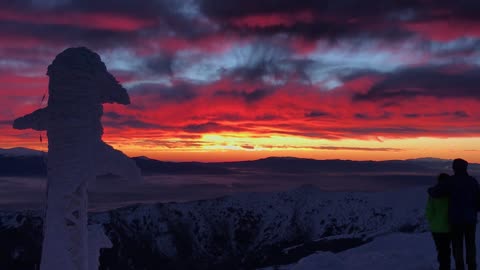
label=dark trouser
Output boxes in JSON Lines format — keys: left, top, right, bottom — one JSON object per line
{"left": 433, "top": 232, "right": 452, "bottom": 270}
{"left": 451, "top": 224, "right": 477, "bottom": 270}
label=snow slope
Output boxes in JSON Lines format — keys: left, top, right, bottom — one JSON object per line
{"left": 290, "top": 233, "right": 437, "bottom": 270}
{"left": 264, "top": 229, "right": 480, "bottom": 270}
{"left": 0, "top": 186, "right": 431, "bottom": 269}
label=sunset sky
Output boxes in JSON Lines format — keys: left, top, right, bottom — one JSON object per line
{"left": 1, "top": 0, "right": 480, "bottom": 162}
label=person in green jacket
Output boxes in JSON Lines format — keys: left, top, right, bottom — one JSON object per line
{"left": 426, "top": 173, "right": 452, "bottom": 270}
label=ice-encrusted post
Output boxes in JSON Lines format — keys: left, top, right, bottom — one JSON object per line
{"left": 13, "top": 47, "right": 142, "bottom": 270}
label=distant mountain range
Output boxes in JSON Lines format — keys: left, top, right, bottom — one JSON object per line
{"left": 0, "top": 147, "right": 478, "bottom": 177}
{"left": 0, "top": 147, "right": 44, "bottom": 157}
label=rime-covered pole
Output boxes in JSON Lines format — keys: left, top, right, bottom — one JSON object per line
{"left": 13, "top": 47, "right": 141, "bottom": 270}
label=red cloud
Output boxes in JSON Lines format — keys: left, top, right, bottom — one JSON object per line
{"left": 406, "top": 21, "right": 480, "bottom": 41}
{"left": 2, "top": 2, "right": 480, "bottom": 161}
{"left": 88, "top": 72, "right": 480, "bottom": 147}
{"left": 0, "top": 8, "right": 154, "bottom": 32}
{"left": 230, "top": 10, "right": 315, "bottom": 28}
{"left": 4, "top": 70, "right": 480, "bottom": 161}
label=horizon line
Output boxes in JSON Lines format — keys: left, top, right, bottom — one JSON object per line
{"left": 0, "top": 146, "right": 469, "bottom": 164}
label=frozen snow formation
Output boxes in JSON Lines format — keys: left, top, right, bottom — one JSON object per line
{"left": 13, "top": 47, "right": 141, "bottom": 270}
{"left": 88, "top": 224, "right": 113, "bottom": 270}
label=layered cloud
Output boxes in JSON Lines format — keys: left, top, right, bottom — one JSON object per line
{"left": 2, "top": 0, "right": 480, "bottom": 161}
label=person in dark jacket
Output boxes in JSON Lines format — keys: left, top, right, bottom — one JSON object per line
{"left": 429, "top": 158, "right": 480, "bottom": 270}
{"left": 426, "top": 173, "right": 452, "bottom": 270}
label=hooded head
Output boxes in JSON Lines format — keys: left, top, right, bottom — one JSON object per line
{"left": 47, "top": 47, "right": 130, "bottom": 105}
{"left": 452, "top": 158, "right": 468, "bottom": 175}
{"left": 437, "top": 173, "right": 450, "bottom": 183}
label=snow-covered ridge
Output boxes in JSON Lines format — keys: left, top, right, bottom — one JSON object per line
{"left": 3, "top": 148, "right": 480, "bottom": 179}
{"left": 0, "top": 186, "right": 429, "bottom": 269}
{"left": 0, "top": 147, "right": 44, "bottom": 157}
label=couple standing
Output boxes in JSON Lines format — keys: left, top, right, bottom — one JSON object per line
{"left": 427, "top": 158, "right": 480, "bottom": 270}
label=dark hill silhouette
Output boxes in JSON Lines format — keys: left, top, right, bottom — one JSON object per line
{"left": 221, "top": 156, "right": 437, "bottom": 174}
{"left": 132, "top": 156, "right": 233, "bottom": 175}
{"left": 1, "top": 148, "right": 479, "bottom": 177}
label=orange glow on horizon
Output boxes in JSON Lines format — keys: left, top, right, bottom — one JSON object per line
{"left": 106, "top": 134, "right": 480, "bottom": 163}
{"left": 3, "top": 122, "right": 480, "bottom": 163}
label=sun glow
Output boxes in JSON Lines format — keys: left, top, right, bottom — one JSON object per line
{"left": 84, "top": 132, "right": 480, "bottom": 163}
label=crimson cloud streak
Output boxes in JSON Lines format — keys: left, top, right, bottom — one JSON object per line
{"left": 1, "top": 0, "right": 480, "bottom": 161}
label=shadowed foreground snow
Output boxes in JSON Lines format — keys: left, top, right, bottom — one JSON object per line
{"left": 1, "top": 186, "right": 474, "bottom": 269}
{"left": 0, "top": 186, "right": 430, "bottom": 269}
{"left": 263, "top": 228, "right": 480, "bottom": 270}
